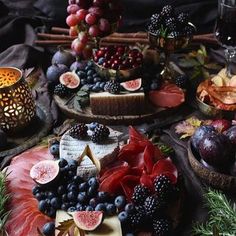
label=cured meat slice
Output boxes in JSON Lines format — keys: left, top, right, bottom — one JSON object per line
{"left": 5, "top": 146, "right": 52, "bottom": 236}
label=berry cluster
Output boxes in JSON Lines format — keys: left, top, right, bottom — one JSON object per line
{"left": 118, "top": 174, "right": 178, "bottom": 235}
{"left": 174, "top": 74, "right": 189, "bottom": 89}
{"left": 67, "top": 0, "right": 122, "bottom": 56}
{"left": 69, "top": 122, "right": 110, "bottom": 143}
{"left": 54, "top": 84, "right": 73, "bottom": 98}
{"left": 104, "top": 80, "right": 121, "bottom": 94}
{"left": 93, "top": 46, "right": 143, "bottom": 70}
{"left": 147, "top": 5, "right": 195, "bottom": 38}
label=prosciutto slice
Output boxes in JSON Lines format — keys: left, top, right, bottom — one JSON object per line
{"left": 5, "top": 146, "right": 52, "bottom": 236}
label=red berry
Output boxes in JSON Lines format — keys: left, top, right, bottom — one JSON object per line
{"left": 78, "top": 31, "right": 89, "bottom": 44}
{"left": 88, "top": 6, "right": 104, "bottom": 17}
{"left": 96, "top": 49, "right": 105, "bottom": 58}
{"left": 85, "top": 13, "right": 97, "bottom": 25}
{"left": 66, "top": 14, "right": 80, "bottom": 27}
{"left": 67, "top": 4, "right": 80, "bottom": 14}
{"left": 88, "top": 25, "right": 100, "bottom": 37}
{"left": 76, "top": 9, "right": 88, "bottom": 21}
{"left": 69, "top": 26, "right": 78, "bottom": 36}
{"left": 98, "top": 18, "right": 111, "bottom": 32}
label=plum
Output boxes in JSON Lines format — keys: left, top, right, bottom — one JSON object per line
{"left": 191, "top": 125, "right": 216, "bottom": 150}
{"left": 225, "top": 125, "right": 236, "bottom": 145}
{"left": 199, "top": 133, "right": 233, "bottom": 167}
{"left": 211, "top": 119, "right": 231, "bottom": 133}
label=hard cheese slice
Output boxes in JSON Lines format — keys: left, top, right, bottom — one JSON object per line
{"left": 55, "top": 210, "right": 122, "bottom": 236}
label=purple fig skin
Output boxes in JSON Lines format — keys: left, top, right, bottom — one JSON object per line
{"left": 46, "top": 64, "right": 69, "bottom": 86}
{"left": 70, "top": 60, "right": 87, "bottom": 71}
{"left": 191, "top": 125, "right": 216, "bottom": 150}
{"left": 199, "top": 133, "right": 233, "bottom": 167}
{"left": 51, "top": 47, "right": 75, "bottom": 67}
{"left": 225, "top": 125, "right": 236, "bottom": 145}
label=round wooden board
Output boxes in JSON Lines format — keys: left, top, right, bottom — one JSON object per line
{"left": 54, "top": 95, "right": 181, "bottom": 125}
{"left": 187, "top": 141, "right": 236, "bottom": 191}
{"left": 0, "top": 103, "right": 52, "bottom": 159}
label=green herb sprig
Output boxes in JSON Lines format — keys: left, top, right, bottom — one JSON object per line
{"left": 193, "top": 189, "right": 236, "bottom": 236}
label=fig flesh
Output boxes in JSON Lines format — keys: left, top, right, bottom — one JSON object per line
{"left": 72, "top": 211, "right": 103, "bottom": 231}
{"left": 191, "top": 125, "right": 216, "bottom": 150}
{"left": 30, "top": 160, "right": 60, "bottom": 186}
{"left": 59, "top": 71, "right": 80, "bottom": 89}
{"left": 121, "top": 78, "right": 142, "bottom": 92}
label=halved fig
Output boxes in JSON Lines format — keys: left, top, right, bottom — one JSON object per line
{"left": 72, "top": 211, "right": 103, "bottom": 231}
{"left": 30, "top": 160, "right": 60, "bottom": 186}
{"left": 59, "top": 71, "right": 80, "bottom": 89}
{"left": 121, "top": 78, "right": 142, "bottom": 92}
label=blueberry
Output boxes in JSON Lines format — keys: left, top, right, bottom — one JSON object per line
{"left": 92, "top": 73, "right": 98, "bottom": 78}
{"left": 95, "top": 203, "right": 106, "bottom": 212}
{"left": 69, "top": 159, "right": 78, "bottom": 169}
{"left": 69, "top": 201, "right": 77, "bottom": 207}
{"left": 88, "top": 177, "right": 99, "bottom": 187}
{"left": 86, "top": 206, "right": 94, "bottom": 211}
{"left": 87, "top": 76, "right": 93, "bottom": 83}
{"left": 68, "top": 184, "right": 77, "bottom": 192}
{"left": 106, "top": 203, "right": 116, "bottom": 216}
{"left": 97, "top": 192, "right": 110, "bottom": 203}
{"left": 61, "top": 203, "right": 70, "bottom": 211}
{"left": 114, "top": 195, "right": 126, "bottom": 209}
{"left": 94, "top": 77, "right": 102, "bottom": 83}
{"left": 87, "top": 69, "right": 95, "bottom": 76}
{"left": 87, "top": 84, "right": 94, "bottom": 91}
{"left": 150, "top": 82, "right": 159, "bottom": 90}
{"left": 46, "top": 207, "right": 56, "bottom": 218}
{"left": 124, "top": 203, "right": 135, "bottom": 214}
{"left": 88, "top": 123, "right": 99, "bottom": 133}
{"left": 49, "top": 144, "right": 59, "bottom": 157}
{"left": 80, "top": 79, "right": 87, "bottom": 85}
{"left": 77, "top": 71, "right": 86, "bottom": 78}
{"left": 50, "top": 197, "right": 61, "bottom": 209}
{"left": 76, "top": 203, "right": 84, "bottom": 211}
{"left": 85, "top": 66, "right": 90, "bottom": 72}
{"left": 46, "top": 192, "right": 55, "bottom": 200}
{"left": 32, "top": 185, "right": 41, "bottom": 195}
{"left": 87, "top": 186, "right": 97, "bottom": 198}
{"left": 42, "top": 222, "right": 55, "bottom": 236}
{"left": 67, "top": 191, "right": 77, "bottom": 201}
{"left": 98, "top": 57, "right": 105, "bottom": 65}
{"left": 57, "top": 185, "right": 66, "bottom": 195}
{"left": 35, "top": 192, "right": 45, "bottom": 201}
{"left": 77, "top": 192, "right": 87, "bottom": 204}
{"left": 92, "top": 85, "right": 101, "bottom": 92}
{"left": 118, "top": 211, "right": 129, "bottom": 224}
{"left": 79, "top": 182, "right": 88, "bottom": 192}
{"left": 99, "top": 82, "right": 105, "bottom": 89}
{"left": 68, "top": 206, "right": 76, "bottom": 212}
{"left": 38, "top": 200, "right": 49, "bottom": 212}
{"left": 62, "top": 194, "right": 68, "bottom": 202}
{"left": 59, "top": 158, "right": 68, "bottom": 168}
{"left": 89, "top": 198, "right": 98, "bottom": 208}
{"left": 125, "top": 233, "right": 135, "bottom": 236}
{"left": 72, "top": 175, "right": 83, "bottom": 184}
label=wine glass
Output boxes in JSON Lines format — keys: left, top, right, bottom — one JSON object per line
{"left": 215, "top": 0, "right": 236, "bottom": 77}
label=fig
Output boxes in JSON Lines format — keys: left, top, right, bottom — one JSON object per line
{"left": 51, "top": 47, "right": 75, "bottom": 67}
{"left": 191, "top": 125, "right": 216, "bottom": 150}
{"left": 70, "top": 59, "right": 87, "bottom": 71}
{"left": 0, "top": 129, "right": 7, "bottom": 149}
{"left": 225, "top": 125, "right": 236, "bottom": 145}
{"left": 211, "top": 119, "right": 231, "bottom": 133}
{"left": 59, "top": 72, "right": 80, "bottom": 89}
{"left": 46, "top": 63, "right": 69, "bottom": 87}
{"left": 121, "top": 78, "right": 142, "bottom": 92}
{"left": 30, "top": 160, "right": 60, "bottom": 186}
{"left": 72, "top": 211, "right": 103, "bottom": 231}
{"left": 199, "top": 133, "right": 232, "bottom": 167}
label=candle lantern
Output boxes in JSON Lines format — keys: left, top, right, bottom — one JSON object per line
{"left": 0, "top": 67, "right": 36, "bottom": 133}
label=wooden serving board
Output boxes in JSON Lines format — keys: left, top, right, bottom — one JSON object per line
{"left": 54, "top": 95, "right": 181, "bottom": 125}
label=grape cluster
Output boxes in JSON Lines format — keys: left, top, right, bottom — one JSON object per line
{"left": 147, "top": 5, "right": 195, "bottom": 38}
{"left": 67, "top": 0, "right": 122, "bottom": 56}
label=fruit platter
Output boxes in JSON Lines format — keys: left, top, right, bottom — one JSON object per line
{"left": 3, "top": 124, "right": 184, "bottom": 236}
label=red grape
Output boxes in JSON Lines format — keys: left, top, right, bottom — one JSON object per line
{"left": 93, "top": 0, "right": 105, "bottom": 7}
{"left": 68, "top": 0, "right": 76, "bottom": 4}
{"left": 66, "top": 14, "right": 80, "bottom": 27}
{"left": 85, "top": 13, "right": 97, "bottom": 25}
{"left": 98, "top": 18, "right": 110, "bottom": 32}
{"left": 78, "top": 31, "right": 89, "bottom": 44}
{"left": 88, "top": 25, "right": 100, "bottom": 37}
{"left": 88, "top": 6, "right": 104, "bottom": 17}
{"left": 76, "top": 0, "right": 90, "bottom": 8}
{"left": 76, "top": 9, "right": 88, "bottom": 21}
{"left": 71, "top": 38, "right": 86, "bottom": 54}
{"left": 67, "top": 4, "right": 80, "bottom": 14}
{"left": 69, "top": 26, "right": 78, "bottom": 36}
{"left": 82, "top": 45, "right": 93, "bottom": 59}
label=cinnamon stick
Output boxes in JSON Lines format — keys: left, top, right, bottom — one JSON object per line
{"left": 35, "top": 40, "right": 72, "bottom": 45}
{"left": 51, "top": 27, "right": 70, "bottom": 34}
{"left": 110, "top": 32, "right": 147, "bottom": 38}
{"left": 101, "top": 37, "right": 149, "bottom": 44}
{"left": 37, "top": 33, "right": 76, "bottom": 40}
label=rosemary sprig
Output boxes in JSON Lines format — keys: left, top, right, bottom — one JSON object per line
{"left": 0, "top": 169, "right": 11, "bottom": 233}
{"left": 193, "top": 189, "right": 236, "bottom": 236}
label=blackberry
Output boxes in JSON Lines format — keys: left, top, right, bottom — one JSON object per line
{"left": 177, "top": 12, "right": 189, "bottom": 25}
{"left": 54, "top": 84, "right": 71, "bottom": 98}
{"left": 144, "top": 195, "right": 165, "bottom": 217}
{"left": 69, "top": 123, "right": 88, "bottom": 139}
{"left": 183, "top": 24, "right": 195, "bottom": 36}
{"left": 165, "top": 17, "right": 177, "bottom": 31}
{"left": 154, "top": 174, "right": 174, "bottom": 200}
{"left": 130, "top": 210, "right": 146, "bottom": 229}
{"left": 91, "top": 124, "right": 110, "bottom": 143}
{"left": 152, "top": 217, "right": 172, "bottom": 236}
{"left": 132, "top": 185, "right": 150, "bottom": 205}
{"left": 104, "top": 81, "right": 120, "bottom": 94}
{"left": 175, "top": 75, "right": 188, "bottom": 88}
{"left": 151, "top": 13, "right": 163, "bottom": 26}
{"left": 161, "top": 5, "right": 174, "bottom": 17}
{"left": 168, "top": 31, "right": 181, "bottom": 38}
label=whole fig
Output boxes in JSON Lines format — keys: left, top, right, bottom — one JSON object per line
{"left": 51, "top": 47, "right": 75, "bottom": 67}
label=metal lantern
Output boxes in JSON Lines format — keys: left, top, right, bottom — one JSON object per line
{"left": 0, "top": 67, "right": 36, "bottom": 132}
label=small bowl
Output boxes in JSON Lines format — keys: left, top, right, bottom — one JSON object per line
{"left": 93, "top": 62, "right": 142, "bottom": 82}
{"left": 196, "top": 96, "right": 235, "bottom": 119}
